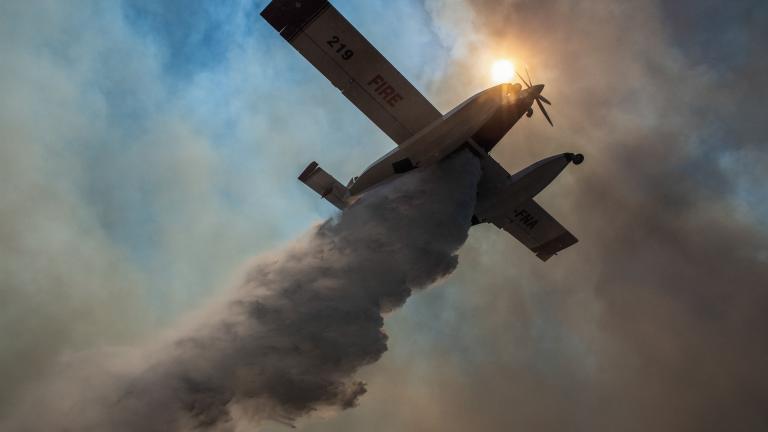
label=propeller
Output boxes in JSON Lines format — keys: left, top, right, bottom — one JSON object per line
{"left": 516, "top": 68, "right": 554, "bottom": 126}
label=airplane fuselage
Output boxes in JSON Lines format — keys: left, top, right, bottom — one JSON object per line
{"left": 349, "top": 82, "right": 542, "bottom": 196}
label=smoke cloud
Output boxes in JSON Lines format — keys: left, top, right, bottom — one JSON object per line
{"left": 2, "top": 0, "right": 767, "bottom": 431}
{"left": 299, "top": 1, "right": 767, "bottom": 431}
{"left": 3, "top": 152, "right": 481, "bottom": 431}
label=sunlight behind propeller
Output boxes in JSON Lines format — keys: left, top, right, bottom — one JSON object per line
{"left": 491, "top": 59, "right": 516, "bottom": 84}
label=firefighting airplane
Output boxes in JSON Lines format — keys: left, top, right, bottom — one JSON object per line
{"left": 261, "top": 0, "right": 584, "bottom": 261}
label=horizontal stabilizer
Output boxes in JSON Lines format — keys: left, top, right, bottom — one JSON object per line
{"left": 298, "top": 161, "right": 349, "bottom": 210}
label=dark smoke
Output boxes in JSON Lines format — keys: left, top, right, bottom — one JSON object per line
{"left": 360, "top": 1, "right": 767, "bottom": 431}
{"left": 3, "top": 151, "right": 481, "bottom": 431}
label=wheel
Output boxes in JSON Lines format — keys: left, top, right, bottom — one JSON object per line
{"left": 571, "top": 153, "right": 584, "bottom": 165}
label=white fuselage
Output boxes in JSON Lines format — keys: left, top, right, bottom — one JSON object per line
{"left": 349, "top": 82, "right": 538, "bottom": 195}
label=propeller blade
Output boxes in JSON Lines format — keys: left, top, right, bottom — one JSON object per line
{"left": 538, "top": 94, "right": 552, "bottom": 105}
{"left": 536, "top": 97, "right": 554, "bottom": 127}
{"left": 516, "top": 71, "right": 531, "bottom": 88}
{"left": 525, "top": 67, "right": 533, "bottom": 88}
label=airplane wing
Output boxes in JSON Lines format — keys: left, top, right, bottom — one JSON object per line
{"left": 261, "top": 0, "right": 442, "bottom": 145}
{"left": 488, "top": 199, "right": 578, "bottom": 261}
{"left": 477, "top": 156, "right": 578, "bottom": 261}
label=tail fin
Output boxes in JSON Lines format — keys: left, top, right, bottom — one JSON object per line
{"left": 298, "top": 162, "right": 349, "bottom": 210}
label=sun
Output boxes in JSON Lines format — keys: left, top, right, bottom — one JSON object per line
{"left": 491, "top": 59, "right": 516, "bottom": 84}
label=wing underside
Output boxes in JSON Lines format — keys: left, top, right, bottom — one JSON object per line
{"left": 261, "top": 0, "right": 442, "bottom": 144}
{"left": 477, "top": 156, "right": 578, "bottom": 261}
{"left": 488, "top": 199, "right": 578, "bottom": 261}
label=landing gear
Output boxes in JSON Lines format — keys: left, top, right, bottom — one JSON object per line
{"left": 526, "top": 107, "right": 534, "bottom": 118}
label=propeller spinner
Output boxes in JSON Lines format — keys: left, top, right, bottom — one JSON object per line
{"left": 517, "top": 68, "right": 553, "bottom": 127}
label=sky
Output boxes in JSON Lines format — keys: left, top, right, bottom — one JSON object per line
{"left": 1, "top": 0, "right": 767, "bottom": 431}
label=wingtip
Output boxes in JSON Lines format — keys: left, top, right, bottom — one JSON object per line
{"left": 298, "top": 161, "right": 319, "bottom": 181}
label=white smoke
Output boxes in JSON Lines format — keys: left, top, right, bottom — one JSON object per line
{"left": 3, "top": 151, "right": 481, "bottom": 431}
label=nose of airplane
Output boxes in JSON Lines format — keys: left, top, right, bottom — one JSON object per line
{"left": 529, "top": 84, "right": 544, "bottom": 97}
{"left": 518, "top": 81, "right": 554, "bottom": 126}
{"left": 518, "top": 84, "right": 544, "bottom": 102}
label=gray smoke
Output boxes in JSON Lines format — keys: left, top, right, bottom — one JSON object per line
{"left": 3, "top": 151, "right": 481, "bottom": 431}
{"left": 314, "top": 1, "right": 767, "bottom": 431}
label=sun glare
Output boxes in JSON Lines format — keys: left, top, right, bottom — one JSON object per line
{"left": 491, "top": 59, "right": 516, "bottom": 84}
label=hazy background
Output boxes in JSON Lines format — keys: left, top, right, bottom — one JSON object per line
{"left": 1, "top": 0, "right": 766, "bottom": 431}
